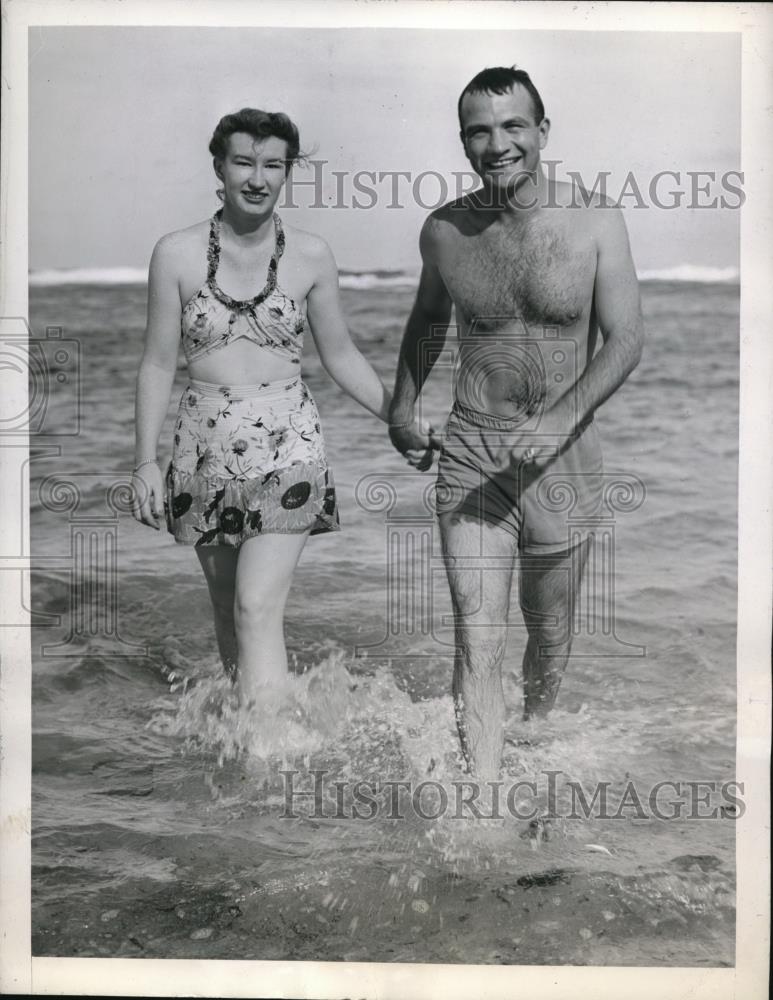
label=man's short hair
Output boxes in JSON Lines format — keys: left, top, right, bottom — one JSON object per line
{"left": 457, "top": 66, "right": 546, "bottom": 132}
{"left": 209, "top": 108, "right": 302, "bottom": 172}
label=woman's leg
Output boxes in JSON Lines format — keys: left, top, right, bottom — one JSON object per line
{"left": 196, "top": 545, "right": 239, "bottom": 681}
{"left": 233, "top": 531, "right": 310, "bottom": 704}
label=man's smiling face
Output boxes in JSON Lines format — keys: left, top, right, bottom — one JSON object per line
{"left": 459, "top": 84, "right": 550, "bottom": 197}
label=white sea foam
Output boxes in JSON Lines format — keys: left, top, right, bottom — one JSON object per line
{"left": 27, "top": 266, "right": 418, "bottom": 289}
{"left": 338, "top": 271, "right": 417, "bottom": 290}
{"left": 28, "top": 263, "right": 738, "bottom": 288}
{"left": 29, "top": 266, "right": 148, "bottom": 286}
{"left": 637, "top": 264, "right": 739, "bottom": 283}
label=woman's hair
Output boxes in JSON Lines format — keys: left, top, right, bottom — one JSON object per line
{"left": 208, "top": 108, "right": 302, "bottom": 171}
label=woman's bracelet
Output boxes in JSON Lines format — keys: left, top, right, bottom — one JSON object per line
{"left": 133, "top": 459, "right": 158, "bottom": 475}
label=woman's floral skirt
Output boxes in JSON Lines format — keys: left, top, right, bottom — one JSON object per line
{"left": 164, "top": 376, "right": 340, "bottom": 547}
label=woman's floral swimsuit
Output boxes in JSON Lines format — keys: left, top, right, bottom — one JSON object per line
{"left": 164, "top": 211, "right": 340, "bottom": 546}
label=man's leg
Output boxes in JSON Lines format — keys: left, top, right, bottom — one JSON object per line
{"left": 438, "top": 510, "right": 519, "bottom": 781}
{"left": 518, "top": 536, "right": 590, "bottom": 718}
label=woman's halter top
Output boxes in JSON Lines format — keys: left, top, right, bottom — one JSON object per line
{"left": 181, "top": 211, "right": 306, "bottom": 366}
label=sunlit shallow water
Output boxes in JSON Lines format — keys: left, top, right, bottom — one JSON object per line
{"left": 30, "top": 281, "right": 738, "bottom": 964}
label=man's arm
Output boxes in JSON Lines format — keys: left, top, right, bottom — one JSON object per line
{"left": 389, "top": 218, "right": 453, "bottom": 458}
{"left": 577, "top": 205, "right": 644, "bottom": 419}
{"left": 527, "top": 207, "right": 644, "bottom": 465}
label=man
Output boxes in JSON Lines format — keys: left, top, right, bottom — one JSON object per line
{"left": 389, "top": 66, "right": 644, "bottom": 780}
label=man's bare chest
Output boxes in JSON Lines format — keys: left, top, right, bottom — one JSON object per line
{"left": 437, "top": 221, "right": 597, "bottom": 329}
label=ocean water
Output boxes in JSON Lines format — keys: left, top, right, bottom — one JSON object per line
{"left": 28, "top": 275, "right": 738, "bottom": 965}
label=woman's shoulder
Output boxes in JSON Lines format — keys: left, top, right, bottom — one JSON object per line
{"left": 280, "top": 221, "right": 333, "bottom": 263}
{"left": 153, "top": 218, "right": 211, "bottom": 259}
{"left": 280, "top": 222, "right": 338, "bottom": 287}
{"left": 148, "top": 219, "right": 213, "bottom": 286}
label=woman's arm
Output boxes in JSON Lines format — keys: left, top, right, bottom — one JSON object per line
{"left": 305, "top": 238, "right": 392, "bottom": 422}
{"left": 132, "top": 234, "right": 182, "bottom": 528}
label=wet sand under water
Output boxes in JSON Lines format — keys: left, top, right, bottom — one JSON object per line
{"left": 32, "top": 621, "right": 735, "bottom": 967}
{"left": 32, "top": 838, "right": 734, "bottom": 965}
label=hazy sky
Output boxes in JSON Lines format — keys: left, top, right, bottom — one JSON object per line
{"left": 29, "top": 26, "right": 741, "bottom": 273}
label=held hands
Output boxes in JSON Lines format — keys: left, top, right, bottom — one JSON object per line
{"left": 389, "top": 416, "right": 444, "bottom": 471}
{"left": 131, "top": 460, "right": 165, "bottom": 530}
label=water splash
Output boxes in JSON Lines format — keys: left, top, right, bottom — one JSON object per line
{"left": 147, "top": 647, "right": 459, "bottom": 779}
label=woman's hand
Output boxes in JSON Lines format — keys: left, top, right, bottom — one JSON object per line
{"left": 131, "top": 461, "right": 165, "bottom": 529}
{"left": 389, "top": 417, "right": 444, "bottom": 470}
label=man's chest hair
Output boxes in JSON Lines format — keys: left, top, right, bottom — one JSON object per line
{"left": 441, "top": 214, "right": 596, "bottom": 329}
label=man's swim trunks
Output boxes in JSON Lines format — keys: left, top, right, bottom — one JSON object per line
{"left": 164, "top": 376, "right": 339, "bottom": 547}
{"left": 435, "top": 399, "right": 603, "bottom": 554}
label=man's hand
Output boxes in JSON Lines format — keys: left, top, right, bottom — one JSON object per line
{"left": 389, "top": 416, "right": 444, "bottom": 470}
{"left": 508, "top": 402, "right": 583, "bottom": 471}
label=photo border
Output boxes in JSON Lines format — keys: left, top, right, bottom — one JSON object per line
{"left": 1, "top": 1, "right": 770, "bottom": 997}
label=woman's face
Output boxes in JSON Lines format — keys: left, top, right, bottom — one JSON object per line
{"left": 215, "top": 132, "right": 289, "bottom": 216}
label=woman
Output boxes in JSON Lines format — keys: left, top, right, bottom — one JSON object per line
{"left": 131, "top": 108, "right": 429, "bottom": 705}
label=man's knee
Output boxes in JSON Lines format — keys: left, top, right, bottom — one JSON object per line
{"left": 531, "top": 635, "right": 574, "bottom": 664}
{"left": 520, "top": 586, "right": 577, "bottom": 646}
{"left": 458, "top": 625, "right": 508, "bottom": 674}
{"left": 524, "top": 617, "right": 575, "bottom": 659}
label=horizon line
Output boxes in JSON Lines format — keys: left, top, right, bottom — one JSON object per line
{"left": 27, "top": 262, "right": 741, "bottom": 288}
